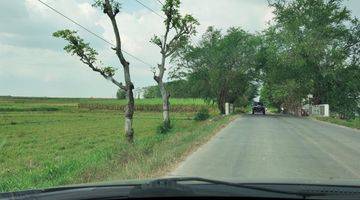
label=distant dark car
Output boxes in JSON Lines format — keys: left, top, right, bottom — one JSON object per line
{"left": 252, "top": 102, "right": 265, "bottom": 115}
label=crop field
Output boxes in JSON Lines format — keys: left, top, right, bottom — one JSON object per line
{"left": 0, "top": 96, "right": 214, "bottom": 112}
{"left": 0, "top": 96, "right": 231, "bottom": 192}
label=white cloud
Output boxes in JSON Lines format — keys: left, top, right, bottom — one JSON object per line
{"left": 1, "top": 0, "right": 276, "bottom": 97}
{"left": 0, "top": 43, "right": 117, "bottom": 98}
{"left": 99, "top": 9, "right": 163, "bottom": 60}
{"left": 181, "top": 0, "right": 274, "bottom": 35}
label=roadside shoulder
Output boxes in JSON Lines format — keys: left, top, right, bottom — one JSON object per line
{"left": 167, "top": 114, "right": 240, "bottom": 177}
{"left": 310, "top": 117, "right": 360, "bottom": 132}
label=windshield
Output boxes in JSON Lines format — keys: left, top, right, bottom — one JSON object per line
{"left": 1, "top": 0, "right": 360, "bottom": 196}
{"left": 254, "top": 102, "right": 264, "bottom": 106}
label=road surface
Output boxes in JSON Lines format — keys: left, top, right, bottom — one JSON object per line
{"left": 170, "top": 114, "right": 360, "bottom": 181}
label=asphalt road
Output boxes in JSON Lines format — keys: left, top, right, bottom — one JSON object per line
{"left": 170, "top": 114, "right": 360, "bottom": 182}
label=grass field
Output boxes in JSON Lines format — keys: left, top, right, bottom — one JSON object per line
{"left": 0, "top": 96, "right": 207, "bottom": 106}
{"left": 0, "top": 96, "right": 212, "bottom": 112}
{"left": 0, "top": 96, "right": 232, "bottom": 192}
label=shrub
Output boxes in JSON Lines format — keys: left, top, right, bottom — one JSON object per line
{"left": 194, "top": 108, "right": 210, "bottom": 121}
{"left": 156, "top": 123, "right": 172, "bottom": 134}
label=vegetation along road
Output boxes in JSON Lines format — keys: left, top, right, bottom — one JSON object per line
{"left": 171, "top": 115, "right": 360, "bottom": 181}
{"left": 0, "top": 97, "right": 232, "bottom": 192}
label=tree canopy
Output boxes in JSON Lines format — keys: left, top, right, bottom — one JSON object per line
{"left": 171, "top": 27, "right": 261, "bottom": 113}
{"left": 260, "top": 0, "right": 359, "bottom": 117}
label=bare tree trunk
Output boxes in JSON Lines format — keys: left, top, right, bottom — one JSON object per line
{"left": 124, "top": 64, "right": 135, "bottom": 142}
{"left": 118, "top": 51, "right": 134, "bottom": 143}
{"left": 313, "top": 94, "right": 322, "bottom": 105}
{"left": 154, "top": 70, "right": 170, "bottom": 127}
{"left": 154, "top": 49, "right": 171, "bottom": 128}
{"left": 153, "top": 14, "right": 172, "bottom": 129}
{"left": 217, "top": 87, "right": 226, "bottom": 114}
{"left": 159, "top": 81, "right": 170, "bottom": 128}
{"left": 104, "top": 0, "right": 135, "bottom": 142}
{"left": 217, "top": 101, "right": 225, "bottom": 114}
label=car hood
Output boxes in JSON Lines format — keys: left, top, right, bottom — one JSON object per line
{"left": 62, "top": 177, "right": 360, "bottom": 188}
{"left": 3, "top": 177, "right": 360, "bottom": 200}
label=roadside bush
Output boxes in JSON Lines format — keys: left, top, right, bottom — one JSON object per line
{"left": 156, "top": 123, "right": 172, "bottom": 134}
{"left": 194, "top": 108, "right": 210, "bottom": 121}
{"left": 234, "top": 107, "right": 247, "bottom": 114}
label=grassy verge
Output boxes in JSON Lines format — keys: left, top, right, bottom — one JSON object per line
{"left": 314, "top": 116, "right": 360, "bottom": 129}
{"left": 0, "top": 108, "right": 233, "bottom": 192}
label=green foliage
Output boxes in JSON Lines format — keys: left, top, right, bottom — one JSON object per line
{"left": 116, "top": 89, "right": 126, "bottom": 99}
{"left": 103, "top": 66, "right": 117, "bottom": 77}
{"left": 143, "top": 80, "right": 194, "bottom": 99}
{"left": 78, "top": 100, "right": 215, "bottom": 113}
{"left": 194, "top": 108, "right": 210, "bottom": 121}
{"left": 150, "top": 0, "right": 199, "bottom": 57}
{"left": 80, "top": 98, "right": 207, "bottom": 106}
{"left": 0, "top": 96, "right": 213, "bottom": 113}
{"left": 143, "top": 85, "right": 161, "bottom": 99}
{"left": 0, "top": 97, "right": 232, "bottom": 192}
{"left": 53, "top": 30, "right": 98, "bottom": 63}
{"left": 232, "top": 82, "right": 259, "bottom": 108}
{"left": 172, "top": 27, "right": 262, "bottom": 114}
{"left": 156, "top": 123, "right": 172, "bottom": 134}
{"left": 0, "top": 107, "right": 59, "bottom": 112}
{"left": 150, "top": 35, "right": 162, "bottom": 48}
{"left": 53, "top": 29, "right": 117, "bottom": 79}
{"left": 315, "top": 116, "right": 360, "bottom": 129}
{"left": 260, "top": 0, "right": 359, "bottom": 117}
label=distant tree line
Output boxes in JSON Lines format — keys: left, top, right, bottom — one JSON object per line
{"left": 143, "top": 80, "right": 193, "bottom": 99}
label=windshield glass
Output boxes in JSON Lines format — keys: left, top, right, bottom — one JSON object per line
{"left": 1, "top": 0, "right": 360, "bottom": 195}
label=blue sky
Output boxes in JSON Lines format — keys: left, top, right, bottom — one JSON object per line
{"left": 0, "top": 0, "right": 359, "bottom": 98}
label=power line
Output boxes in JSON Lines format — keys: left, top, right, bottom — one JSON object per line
{"left": 156, "top": 0, "right": 164, "bottom": 6}
{"left": 37, "top": 0, "right": 154, "bottom": 67}
{"left": 135, "top": 0, "right": 165, "bottom": 19}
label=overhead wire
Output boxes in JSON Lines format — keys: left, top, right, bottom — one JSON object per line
{"left": 135, "top": 0, "right": 165, "bottom": 19}
{"left": 37, "top": 0, "right": 154, "bottom": 67}
{"left": 156, "top": 0, "right": 164, "bottom": 6}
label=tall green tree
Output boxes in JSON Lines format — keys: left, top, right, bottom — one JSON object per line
{"left": 173, "top": 27, "right": 261, "bottom": 114}
{"left": 261, "top": 0, "right": 359, "bottom": 117}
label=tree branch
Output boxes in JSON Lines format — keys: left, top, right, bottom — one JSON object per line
{"left": 78, "top": 51, "right": 126, "bottom": 91}
{"left": 104, "top": 0, "right": 128, "bottom": 68}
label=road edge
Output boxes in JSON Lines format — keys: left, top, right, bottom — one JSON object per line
{"left": 310, "top": 117, "right": 360, "bottom": 132}
{"left": 165, "top": 114, "right": 240, "bottom": 177}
